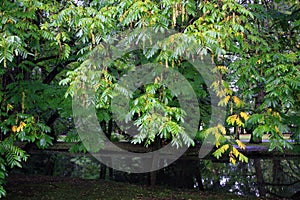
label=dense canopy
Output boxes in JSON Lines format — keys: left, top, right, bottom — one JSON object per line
{"left": 0, "top": 0, "right": 299, "bottom": 197}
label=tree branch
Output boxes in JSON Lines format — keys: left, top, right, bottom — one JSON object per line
{"left": 42, "top": 59, "right": 76, "bottom": 84}
{"left": 34, "top": 55, "right": 58, "bottom": 64}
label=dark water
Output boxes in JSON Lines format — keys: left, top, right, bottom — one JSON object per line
{"left": 14, "top": 151, "right": 300, "bottom": 199}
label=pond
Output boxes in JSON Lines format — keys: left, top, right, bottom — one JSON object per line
{"left": 13, "top": 150, "right": 299, "bottom": 199}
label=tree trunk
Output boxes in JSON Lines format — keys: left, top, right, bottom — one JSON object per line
{"left": 149, "top": 138, "right": 162, "bottom": 186}
{"left": 46, "top": 111, "right": 60, "bottom": 142}
{"left": 99, "top": 118, "right": 114, "bottom": 180}
{"left": 100, "top": 164, "right": 107, "bottom": 179}
{"left": 99, "top": 157, "right": 113, "bottom": 180}
{"left": 254, "top": 158, "right": 266, "bottom": 197}
{"left": 234, "top": 125, "right": 241, "bottom": 140}
{"left": 173, "top": 159, "right": 195, "bottom": 188}
{"left": 250, "top": 133, "right": 262, "bottom": 143}
{"left": 248, "top": 127, "right": 262, "bottom": 143}
{"left": 195, "top": 167, "right": 204, "bottom": 190}
{"left": 150, "top": 171, "right": 157, "bottom": 186}
{"left": 272, "top": 159, "right": 284, "bottom": 185}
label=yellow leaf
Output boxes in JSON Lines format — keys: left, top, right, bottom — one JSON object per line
{"left": 12, "top": 126, "right": 17, "bottom": 133}
{"left": 224, "top": 95, "right": 230, "bottom": 104}
{"left": 216, "top": 90, "right": 226, "bottom": 98}
{"left": 7, "top": 19, "right": 14, "bottom": 24}
{"left": 225, "top": 87, "right": 233, "bottom": 95}
{"left": 230, "top": 156, "right": 236, "bottom": 165}
{"left": 272, "top": 111, "right": 282, "bottom": 120}
{"left": 20, "top": 121, "right": 26, "bottom": 128}
{"left": 91, "top": 32, "right": 95, "bottom": 46}
{"left": 232, "top": 96, "right": 243, "bottom": 107}
{"left": 216, "top": 140, "right": 220, "bottom": 148}
{"left": 257, "top": 59, "right": 262, "bottom": 64}
{"left": 217, "top": 124, "right": 226, "bottom": 135}
{"left": 236, "top": 139, "right": 246, "bottom": 150}
{"left": 217, "top": 66, "right": 228, "bottom": 73}
{"left": 275, "top": 125, "right": 279, "bottom": 133}
{"left": 214, "top": 131, "right": 224, "bottom": 149}
{"left": 232, "top": 147, "right": 240, "bottom": 157}
{"left": 218, "top": 93, "right": 230, "bottom": 106}
{"left": 226, "top": 114, "right": 238, "bottom": 126}
{"left": 238, "top": 152, "right": 248, "bottom": 163}
{"left": 7, "top": 104, "right": 13, "bottom": 111}
{"left": 154, "top": 76, "right": 160, "bottom": 84}
{"left": 17, "top": 126, "right": 21, "bottom": 132}
{"left": 236, "top": 117, "right": 244, "bottom": 127}
{"left": 222, "top": 144, "right": 230, "bottom": 152}
{"left": 240, "top": 112, "right": 249, "bottom": 121}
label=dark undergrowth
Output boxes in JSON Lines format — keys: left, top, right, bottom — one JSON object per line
{"left": 4, "top": 174, "right": 271, "bottom": 200}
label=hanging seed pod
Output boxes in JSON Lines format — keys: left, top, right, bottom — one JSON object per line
{"left": 165, "top": 58, "right": 168, "bottom": 68}
{"left": 185, "top": 3, "right": 188, "bottom": 22}
{"left": 22, "top": 91, "right": 25, "bottom": 113}
{"left": 181, "top": 2, "right": 185, "bottom": 23}
{"left": 233, "top": 12, "right": 236, "bottom": 24}
{"left": 91, "top": 32, "right": 96, "bottom": 47}
{"left": 175, "top": 3, "right": 179, "bottom": 20}
{"left": 172, "top": 4, "right": 176, "bottom": 27}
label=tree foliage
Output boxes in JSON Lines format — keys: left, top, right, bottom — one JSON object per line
{"left": 0, "top": 0, "right": 299, "bottom": 197}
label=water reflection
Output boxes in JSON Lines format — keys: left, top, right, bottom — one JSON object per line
{"left": 194, "top": 158, "right": 299, "bottom": 198}
{"left": 15, "top": 151, "right": 299, "bottom": 199}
